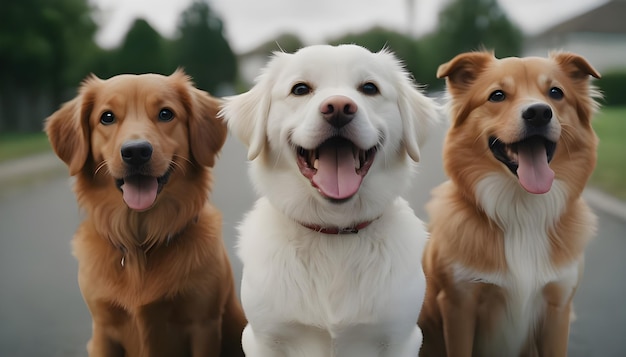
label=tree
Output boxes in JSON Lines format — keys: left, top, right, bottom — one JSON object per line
{"left": 434, "top": 0, "right": 523, "bottom": 62}
{"left": 100, "top": 19, "right": 176, "bottom": 77}
{"left": 0, "top": 0, "right": 98, "bottom": 131}
{"left": 174, "top": 1, "right": 237, "bottom": 94}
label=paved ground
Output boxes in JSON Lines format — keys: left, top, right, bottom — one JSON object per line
{"left": 0, "top": 127, "right": 625, "bottom": 356}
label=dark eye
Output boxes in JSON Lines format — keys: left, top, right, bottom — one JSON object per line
{"left": 100, "top": 111, "right": 115, "bottom": 125}
{"left": 360, "top": 82, "right": 379, "bottom": 95}
{"left": 291, "top": 83, "right": 311, "bottom": 96}
{"left": 158, "top": 108, "right": 174, "bottom": 122}
{"left": 549, "top": 87, "right": 564, "bottom": 100}
{"left": 489, "top": 90, "right": 506, "bottom": 102}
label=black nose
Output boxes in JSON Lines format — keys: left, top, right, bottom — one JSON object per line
{"left": 121, "top": 140, "right": 153, "bottom": 166}
{"left": 522, "top": 103, "right": 552, "bottom": 127}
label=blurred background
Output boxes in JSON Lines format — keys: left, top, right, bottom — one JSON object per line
{"left": 1, "top": 0, "right": 625, "bottom": 356}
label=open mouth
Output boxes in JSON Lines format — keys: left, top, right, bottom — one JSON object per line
{"left": 115, "top": 169, "right": 172, "bottom": 211}
{"left": 296, "top": 137, "right": 377, "bottom": 201}
{"left": 489, "top": 135, "right": 557, "bottom": 194}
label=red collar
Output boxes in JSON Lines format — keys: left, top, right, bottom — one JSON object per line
{"left": 299, "top": 219, "right": 375, "bottom": 235}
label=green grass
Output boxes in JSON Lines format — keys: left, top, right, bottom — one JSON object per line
{"left": 0, "top": 132, "right": 51, "bottom": 163}
{"left": 591, "top": 106, "right": 626, "bottom": 200}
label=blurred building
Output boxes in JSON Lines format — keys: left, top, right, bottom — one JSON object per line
{"left": 524, "top": 0, "right": 626, "bottom": 72}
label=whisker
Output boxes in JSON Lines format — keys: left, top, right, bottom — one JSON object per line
{"left": 94, "top": 161, "right": 109, "bottom": 177}
{"left": 172, "top": 161, "right": 186, "bottom": 175}
{"left": 171, "top": 155, "right": 189, "bottom": 175}
{"left": 477, "top": 127, "right": 492, "bottom": 146}
{"left": 559, "top": 124, "right": 576, "bottom": 158}
{"left": 173, "top": 154, "right": 192, "bottom": 165}
{"left": 273, "top": 148, "right": 282, "bottom": 169}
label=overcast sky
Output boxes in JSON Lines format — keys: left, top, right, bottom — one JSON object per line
{"left": 91, "top": 0, "right": 607, "bottom": 53}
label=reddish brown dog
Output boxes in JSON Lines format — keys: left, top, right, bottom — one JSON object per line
{"left": 418, "top": 52, "right": 600, "bottom": 357}
{"left": 45, "top": 70, "right": 245, "bottom": 357}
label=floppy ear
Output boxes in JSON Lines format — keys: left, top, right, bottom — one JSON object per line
{"left": 44, "top": 76, "right": 97, "bottom": 176}
{"left": 220, "top": 86, "right": 270, "bottom": 161}
{"left": 437, "top": 51, "right": 493, "bottom": 127}
{"left": 551, "top": 51, "right": 601, "bottom": 80}
{"left": 398, "top": 84, "right": 440, "bottom": 163}
{"left": 169, "top": 69, "right": 226, "bottom": 168}
{"left": 437, "top": 51, "right": 494, "bottom": 92}
{"left": 188, "top": 88, "right": 228, "bottom": 168}
{"left": 380, "top": 49, "right": 440, "bottom": 163}
{"left": 219, "top": 53, "right": 286, "bottom": 161}
{"left": 551, "top": 51, "right": 602, "bottom": 123}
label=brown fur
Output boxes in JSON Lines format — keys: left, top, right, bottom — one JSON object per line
{"left": 418, "top": 52, "right": 600, "bottom": 357}
{"left": 45, "top": 70, "right": 245, "bottom": 357}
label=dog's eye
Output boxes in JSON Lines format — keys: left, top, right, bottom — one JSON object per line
{"left": 100, "top": 111, "right": 116, "bottom": 125}
{"left": 488, "top": 90, "right": 506, "bottom": 102}
{"left": 291, "top": 83, "right": 311, "bottom": 96}
{"left": 360, "top": 82, "right": 379, "bottom": 95}
{"left": 158, "top": 108, "right": 174, "bottom": 122}
{"left": 549, "top": 87, "right": 564, "bottom": 100}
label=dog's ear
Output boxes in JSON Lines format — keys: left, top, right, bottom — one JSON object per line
{"left": 220, "top": 54, "right": 287, "bottom": 161}
{"left": 398, "top": 86, "right": 440, "bottom": 163}
{"left": 170, "top": 69, "right": 227, "bottom": 168}
{"left": 380, "top": 49, "right": 440, "bottom": 163}
{"left": 551, "top": 51, "right": 602, "bottom": 123}
{"left": 551, "top": 51, "right": 600, "bottom": 81}
{"left": 220, "top": 85, "right": 270, "bottom": 160}
{"left": 437, "top": 51, "right": 493, "bottom": 127}
{"left": 44, "top": 76, "right": 98, "bottom": 176}
{"left": 437, "top": 51, "right": 494, "bottom": 91}
{"left": 188, "top": 87, "right": 228, "bottom": 168}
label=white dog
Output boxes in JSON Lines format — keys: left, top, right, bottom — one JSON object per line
{"left": 221, "top": 44, "right": 438, "bottom": 357}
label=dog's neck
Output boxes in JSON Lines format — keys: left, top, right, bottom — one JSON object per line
{"left": 115, "top": 215, "right": 198, "bottom": 268}
{"left": 298, "top": 219, "right": 376, "bottom": 235}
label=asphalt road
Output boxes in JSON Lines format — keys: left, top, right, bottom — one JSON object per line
{"left": 0, "top": 128, "right": 625, "bottom": 356}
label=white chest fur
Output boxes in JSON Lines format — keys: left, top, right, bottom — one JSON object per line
{"left": 453, "top": 175, "right": 581, "bottom": 355}
{"left": 237, "top": 197, "right": 427, "bottom": 357}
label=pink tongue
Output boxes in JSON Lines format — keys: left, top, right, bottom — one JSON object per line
{"left": 312, "top": 142, "right": 362, "bottom": 200}
{"left": 121, "top": 176, "right": 159, "bottom": 211}
{"left": 517, "top": 139, "right": 555, "bottom": 194}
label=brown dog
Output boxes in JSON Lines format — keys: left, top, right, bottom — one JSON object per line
{"left": 45, "top": 70, "right": 246, "bottom": 357}
{"left": 418, "top": 52, "right": 600, "bottom": 357}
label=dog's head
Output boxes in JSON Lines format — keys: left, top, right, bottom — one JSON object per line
{"left": 45, "top": 70, "right": 227, "bottom": 212}
{"left": 437, "top": 51, "right": 600, "bottom": 195}
{"left": 221, "top": 44, "right": 438, "bottom": 226}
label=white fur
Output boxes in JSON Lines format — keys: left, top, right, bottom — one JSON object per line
{"left": 450, "top": 174, "right": 582, "bottom": 356}
{"left": 221, "top": 44, "right": 438, "bottom": 356}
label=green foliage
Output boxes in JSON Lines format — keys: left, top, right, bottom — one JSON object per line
{"left": 112, "top": 19, "right": 176, "bottom": 76}
{"left": 421, "top": 0, "right": 523, "bottom": 89}
{"left": 434, "top": 0, "right": 522, "bottom": 61}
{"left": 591, "top": 107, "right": 626, "bottom": 199}
{"left": 0, "top": 0, "right": 97, "bottom": 131}
{"left": 0, "top": 132, "right": 51, "bottom": 163}
{"left": 596, "top": 71, "right": 626, "bottom": 106}
{"left": 0, "top": 0, "right": 97, "bottom": 88}
{"left": 173, "top": 1, "right": 237, "bottom": 93}
{"left": 86, "top": 1, "right": 238, "bottom": 93}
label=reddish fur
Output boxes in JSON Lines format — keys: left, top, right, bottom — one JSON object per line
{"left": 45, "top": 70, "right": 245, "bottom": 357}
{"left": 418, "top": 52, "right": 600, "bottom": 357}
